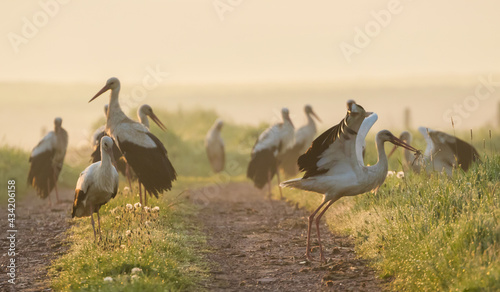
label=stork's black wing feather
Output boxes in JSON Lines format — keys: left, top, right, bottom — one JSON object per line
{"left": 297, "top": 114, "right": 355, "bottom": 178}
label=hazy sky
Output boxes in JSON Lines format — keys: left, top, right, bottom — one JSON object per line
{"left": 1, "top": 0, "right": 500, "bottom": 84}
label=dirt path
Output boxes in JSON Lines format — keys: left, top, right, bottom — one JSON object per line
{"left": 195, "top": 182, "right": 386, "bottom": 291}
{"left": 0, "top": 188, "right": 74, "bottom": 292}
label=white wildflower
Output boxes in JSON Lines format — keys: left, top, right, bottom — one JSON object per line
{"left": 144, "top": 206, "right": 151, "bottom": 213}
{"left": 126, "top": 203, "right": 133, "bottom": 210}
{"left": 387, "top": 171, "right": 396, "bottom": 177}
{"left": 134, "top": 202, "right": 142, "bottom": 209}
{"left": 103, "top": 277, "right": 113, "bottom": 282}
{"left": 131, "top": 274, "right": 140, "bottom": 282}
{"left": 152, "top": 206, "right": 160, "bottom": 212}
{"left": 123, "top": 186, "right": 130, "bottom": 194}
{"left": 396, "top": 171, "right": 405, "bottom": 179}
{"left": 131, "top": 267, "right": 143, "bottom": 274}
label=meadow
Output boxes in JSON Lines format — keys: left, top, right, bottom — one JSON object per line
{"left": 1, "top": 108, "right": 498, "bottom": 291}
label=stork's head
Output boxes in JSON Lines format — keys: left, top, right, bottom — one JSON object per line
{"left": 54, "top": 117, "right": 62, "bottom": 130}
{"left": 281, "top": 107, "right": 294, "bottom": 127}
{"left": 100, "top": 136, "right": 115, "bottom": 157}
{"left": 399, "top": 131, "right": 412, "bottom": 144}
{"left": 89, "top": 77, "right": 121, "bottom": 102}
{"left": 215, "top": 119, "right": 224, "bottom": 130}
{"left": 304, "top": 104, "right": 321, "bottom": 122}
{"left": 138, "top": 104, "right": 167, "bottom": 131}
{"left": 377, "top": 130, "right": 418, "bottom": 153}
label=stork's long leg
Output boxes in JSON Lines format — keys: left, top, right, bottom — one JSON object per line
{"left": 314, "top": 199, "right": 337, "bottom": 263}
{"left": 53, "top": 171, "right": 61, "bottom": 204}
{"left": 276, "top": 163, "right": 283, "bottom": 199}
{"left": 125, "top": 163, "right": 132, "bottom": 189}
{"left": 144, "top": 188, "right": 148, "bottom": 206}
{"left": 267, "top": 170, "right": 272, "bottom": 199}
{"left": 90, "top": 204, "right": 96, "bottom": 240}
{"left": 138, "top": 179, "right": 143, "bottom": 206}
{"left": 306, "top": 200, "right": 329, "bottom": 261}
{"left": 97, "top": 210, "right": 102, "bottom": 238}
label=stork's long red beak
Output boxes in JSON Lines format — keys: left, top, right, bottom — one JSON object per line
{"left": 89, "top": 84, "right": 111, "bottom": 103}
{"left": 311, "top": 110, "right": 322, "bottom": 123}
{"left": 149, "top": 112, "right": 167, "bottom": 131}
{"left": 389, "top": 136, "right": 418, "bottom": 153}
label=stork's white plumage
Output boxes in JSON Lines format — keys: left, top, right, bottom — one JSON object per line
{"left": 281, "top": 101, "right": 418, "bottom": 262}
{"left": 72, "top": 136, "right": 119, "bottom": 239}
{"left": 205, "top": 119, "right": 225, "bottom": 173}
{"left": 281, "top": 105, "right": 321, "bottom": 177}
{"left": 247, "top": 108, "right": 294, "bottom": 198}
{"left": 89, "top": 77, "right": 176, "bottom": 198}
{"left": 394, "top": 128, "right": 480, "bottom": 175}
{"left": 27, "top": 117, "right": 68, "bottom": 204}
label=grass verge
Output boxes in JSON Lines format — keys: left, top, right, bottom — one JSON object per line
{"left": 49, "top": 177, "right": 213, "bottom": 291}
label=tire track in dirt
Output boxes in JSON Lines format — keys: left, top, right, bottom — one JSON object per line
{"left": 195, "top": 182, "right": 387, "bottom": 291}
{"left": 0, "top": 189, "right": 74, "bottom": 292}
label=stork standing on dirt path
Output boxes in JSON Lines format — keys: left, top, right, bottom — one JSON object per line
{"left": 391, "top": 128, "right": 481, "bottom": 176}
{"left": 247, "top": 108, "right": 294, "bottom": 198}
{"left": 281, "top": 101, "right": 419, "bottom": 262}
{"left": 89, "top": 77, "right": 177, "bottom": 199}
{"left": 205, "top": 119, "right": 225, "bottom": 173}
{"left": 27, "top": 117, "right": 68, "bottom": 205}
{"left": 280, "top": 104, "right": 321, "bottom": 177}
{"left": 72, "top": 136, "right": 119, "bottom": 239}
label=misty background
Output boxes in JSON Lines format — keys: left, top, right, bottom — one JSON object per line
{"left": 1, "top": 0, "right": 499, "bottom": 149}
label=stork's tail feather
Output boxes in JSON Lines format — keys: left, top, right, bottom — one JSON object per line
{"left": 247, "top": 149, "right": 277, "bottom": 189}
{"left": 27, "top": 150, "right": 57, "bottom": 199}
{"left": 279, "top": 178, "right": 302, "bottom": 189}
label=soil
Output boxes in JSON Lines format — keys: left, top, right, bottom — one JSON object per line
{"left": 194, "top": 182, "right": 388, "bottom": 291}
{"left": 0, "top": 188, "right": 74, "bottom": 292}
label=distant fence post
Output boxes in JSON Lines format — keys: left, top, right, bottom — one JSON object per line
{"left": 404, "top": 107, "right": 411, "bottom": 129}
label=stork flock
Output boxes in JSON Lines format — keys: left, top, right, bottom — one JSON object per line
{"left": 27, "top": 78, "right": 482, "bottom": 256}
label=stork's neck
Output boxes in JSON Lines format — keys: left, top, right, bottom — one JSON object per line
{"left": 100, "top": 148, "right": 113, "bottom": 169}
{"left": 107, "top": 87, "right": 127, "bottom": 124}
{"left": 138, "top": 112, "right": 149, "bottom": 129}
{"left": 306, "top": 113, "right": 316, "bottom": 131}
{"left": 367, "top": 137, "right": 389, "bottom": 175}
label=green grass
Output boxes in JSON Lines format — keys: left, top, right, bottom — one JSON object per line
{"left": 282, "top": 153, "right": 500, "bottom": 291}
{"left": 49, "top": 178, "right": 208, "bottom": 291}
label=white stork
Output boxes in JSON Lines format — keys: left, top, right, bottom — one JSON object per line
{"left": 392, "top": 128, "right": 480, "bottom": 176}
{"left": 247, "top": 108, "right": 294, "bottom": 198}
{"left": 281, "top": 104, "right": 321, "bottom": 177}
{"left": 89, "top": 77, "right": 177, "bottom": 199}
{"left": 72, "top": 136, "right": 119, "bottom": 239}
{"left": 205, "top": 119, "right": 225, "bottom": 173}
{"left": 27, "top": 117, "right": 68, "bottom": 205}
{"left": 281, "top": 102, "right": 419, "bottom": 262}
